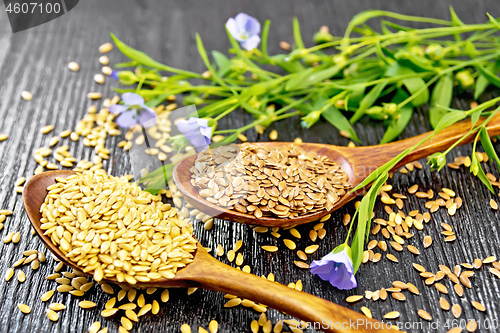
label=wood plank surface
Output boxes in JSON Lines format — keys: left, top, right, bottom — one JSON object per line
{"left": 0, "top": 0, "right": 499, "bottom": 332}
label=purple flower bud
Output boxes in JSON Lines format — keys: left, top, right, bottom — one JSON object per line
{"left": 110, "top": 70, "right": 120, "bottom": 80}
{"left": 226, "top": 13, "right": 261, "bottom": 50}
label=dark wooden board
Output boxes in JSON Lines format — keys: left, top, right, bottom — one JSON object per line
{"left": 0, "top": 0, "right": 499, "bottom": 332}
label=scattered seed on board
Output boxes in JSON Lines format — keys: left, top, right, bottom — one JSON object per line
{"left": 269, "top": 130, "right": 278, "bottom": 141}
{"left": 101, "top": 308, "right": 119, "bottom": 317}
{"left": 407, "top": 283, "right": 419, "bottom": 295}
{"left": 452, "top": 304, "right": 462, "bottom": 318}
{"left": 5, "top": 268, "right": 14, "bottom": 281}
{"left": 360, "top": 306, "right": 372, "bottom": 318}
{"left": 418, "top": 310, "right": 432, "bottom": 321}
{"left": 99, "top": 56, "right": 110, "bottom": 65}
{"left": 346, "top": 295, "right": 363, "bottom": 303}
{"left": 0, "top": 134, "right": 8, "bottom": 141}
{"left": 386, "top": 254, "right": 398, "bottom": 263}
{"left": 79, "top": 301, "right": 97, "bottom": 309}
{"left": 423, "top": 236, "right": 432, "bottom": 248}
{"left": 46, "top": 309, "right": 59, "bottom": 321}
{"left": 49, "top": 303, "right": 66, "bottom": 311}
{"left": 490, "top": 199, "right": 498, "bottom": 210}
{"left": 466, "top": 320, "right": 477, "bottom": 332}
{"left": 224, "top": 298, "right": 241, "bottom": 308}
{"left": 87, "top": 92, "right": 103, "bottom": 100}
{"left": 435, "top": 283, "right": 448, "bottom": 294}
{"left": 94, "top": 74, "right": 105, "bottom": 85}
{"left": 99, "top": 43, "right": 113, "bottom": 53}
{"left": 180, "top": 324, "right": 192, "bottom": 333}
{"left": 440, "top": 297, "right": 450, "bottom": 310}
{"left": 294, "top": 261, "right": 309, "bottom": 269}
{"left": 392, "top": 292, "right": 406, "bottom": 301}
{"left": 68, "top": 62, "right": 80, "bottom": 71}
{"left": 471, "top": 301, "right": 485, "bottom": 312}
{"left": 304, "top": 245, "right": 319, "bottom": 254}
{"left": 21, "top": 91, "right": 32, "bottom": 101}
{"left": 17, "top": 271, "right": 26, "bottom": 282}
{"left": 383, "top": 311, "right": 400, "bottom": 319}
{"left": 262, "top": 246, "right": 278, "bottom": 253}
{"left": 283, "top": 239, "right": 296, "bottom": 250}
{"left": 18, "top": 303, "right": 31, "bottom": 314}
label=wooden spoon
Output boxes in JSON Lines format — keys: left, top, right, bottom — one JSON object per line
{"left": 174, "top": 113, "right": 500, "bottom": 227}
{"left": 23, "top": 170, "right": 396, "bottom": 333}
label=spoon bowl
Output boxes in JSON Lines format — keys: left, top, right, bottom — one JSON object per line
{"left": 23, "top": 170, "right": 398, "bottom": 333}
{"left": 174, "top": 114, "right": 500, "bottom": 227}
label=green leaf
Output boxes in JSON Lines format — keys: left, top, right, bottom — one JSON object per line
{"left": 375, "top": 40, "right": 392, "bottom": 66}
{"left": 429, "top": 73, "right": 454, "bottom": 128}
{"left": 322, "top": 105, "right": 360, "bottom": 143}
{"left": 475, "top": 62, "right": 500, "bottom": 89}
{"left": 480, "top": 127, "right": 500, "bottom": 171}
{"left": 471, "top": 109, "right": 482, "bottom": 126}
{"left": 351, "top": 172, "right": 388, "bottom": 273}
{"left": 268, "top": 54, "right": 305, "bottom": 73}
{"left": 471, "top": 153, "right": 495, "bottom": 193}
{"left": 292, "top": 17, "right": 305, "bottom": 49}
{"left": 261, "top": 20, "right": 271, "bottom": 57}
{"left": 345, "top": 85, "right": 365, "bottom": 109}
{"left": 196, "top": 33, "right": 262, "bottom": 116}
{"left": 114, "top": 61, "right": 139, "bottom": 68}
{"left": 487, "top": 13, "right": 500, "bottom": 29}
{"left": 111, "top": 33, "right": 167, "bottom": 68}
{"left": 433, "top": 110, "right": 467, "bottom": 134}
{"left": 350, "top": 82, "right": 387, "bottom": 124}
{"left": 241, "top": 77, "right": 286, "bottom": 98}
{"left": 212, "top": 51, "right": 230, "bottom": 70}
{"left": 289, "top": 65, "right": 343, "bottom": 90}
{"left": 386, "top": 63, "right": 430, "bottom": 106}
{"left": 449, "top": 6, "right": 464, "bottom": 41}
{"left": 380, "top": 90, "right": 413, "bottom": 144}
{"left": 285, "top": 68, "right": 315, "bottom": 91}
{"left": 474, "top": 61, "right": 500, "bottom": 100}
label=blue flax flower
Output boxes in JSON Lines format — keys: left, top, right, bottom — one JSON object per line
{"left": 108, "top": 92, "right": 156, "bottom": 128}
{"left": 226, "top": 13, "right": 261, "bottom": 50}
{"left": 310, "top": 244, "right": 357, "bottom": 290}
{"left": 176, "top": 117, "right": 213, "bottom": 152}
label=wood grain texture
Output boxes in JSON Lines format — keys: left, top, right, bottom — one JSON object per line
{"left": 0, "top": 0, "right": 500, "bottom": 332}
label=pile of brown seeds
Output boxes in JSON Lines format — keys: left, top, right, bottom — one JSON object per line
{"left": 40, "top": 170, "right": 197, "bottom": 284}
{"left": 190, "top": 143, "right": 351, "bottom": 218}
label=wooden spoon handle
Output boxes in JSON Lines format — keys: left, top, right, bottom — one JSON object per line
{"left": 186, "top": 255, "right": 397, "bottom": 333}
{"left": 391, "top": 112, "right": 500, "bottom": 169}
{"left": 345, "top": 112, "right": 500, "bottom": 182}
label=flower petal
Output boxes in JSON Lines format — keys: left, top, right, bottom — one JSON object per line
{"left": 177, "top": 119, "right": 199, "bottom": 134}
{"left": 194, "top": 118, "right": 209, "bottom": 128}
{"left": 199, "top": 126, "right": 213, "bottom": 142}
{"left": 240, "top": 35, "right": 261, "bottom": 50}
{"left": 121, "top": 92, "right": 145, "bottom": 106}
{"left": 235, "top": 13, "right": 260, "bottom": 36}
{"left": 226, "top": 18, "right": 244, "bottom": 42}
{"left": 185, "top": 131, "right": 209, "bottom": 148}
{"left": 108, "top": 104, "right": 128, "bottom": 114}
{"left": 115, "top": 111, "right": 138, "bottom": 128}
{"left": 310, "top": 249, "right": 357, "bottom": 290}
{"left": 138, "top": 108, "right": 157, "bottom": 128}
